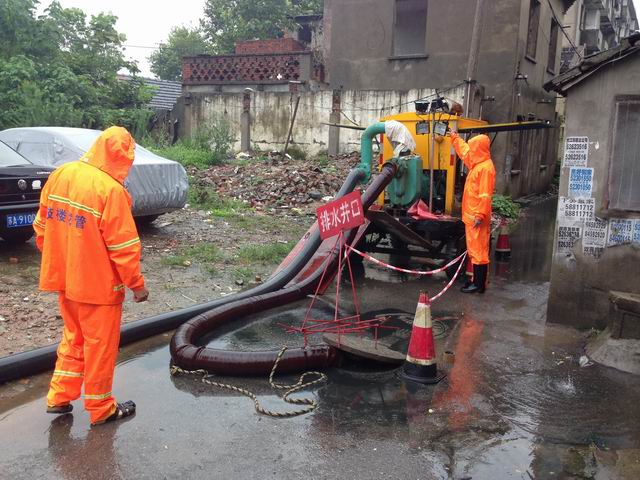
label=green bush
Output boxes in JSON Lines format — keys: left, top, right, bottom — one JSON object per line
{"left": 188, "top": 114, "right": 235, "bottom": 158}
{"left": 492, "top": 194, "right": 521, "bottom": 221}
{"left": 286, "top": 144, "right": 307, "bottom": 160}
{"left": 149, "top": 144, "right": 222, "bottom": 168}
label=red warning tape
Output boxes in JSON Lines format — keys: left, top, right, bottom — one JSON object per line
{"left": 345, "top": 246, "right": 468, "bottom": 303}
{"left": 346, "top": 245, "right": 467, "bottom": 276}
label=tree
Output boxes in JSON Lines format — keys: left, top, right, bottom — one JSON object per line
{"left": 201, "top": 0, "right": 323, "bottom": 54}
{"left": 149, "top": 27, "right": 210, "bottom": 81}
{"left": 0, "top": 0, "right": 152, "bottom": 136}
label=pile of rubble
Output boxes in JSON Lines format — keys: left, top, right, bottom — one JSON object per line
{"left": 192, "top": 152, "right": 361, "bottom": 210}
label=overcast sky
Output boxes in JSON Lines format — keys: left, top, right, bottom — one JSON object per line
{"left": 38, "top": 0, "right": 640, "bottom": 78}
{"left": 38, "top": 0, "right": 206, "bottom": 77}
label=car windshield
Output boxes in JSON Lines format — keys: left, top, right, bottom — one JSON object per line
{"left": 0, "top": 140, "right": 31, "bottom": 166}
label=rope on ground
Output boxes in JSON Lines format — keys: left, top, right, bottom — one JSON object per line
{"left": 169, "top": 346, "right": 327, "bottom": 418}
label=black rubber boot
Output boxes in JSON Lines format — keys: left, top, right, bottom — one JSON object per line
{"left": 475, "top": 264, "right": 488, "bottom": 294}
{"left": 461, "top": 264, "right": 480, "bottom": 293}
{"left": 461, "top": 264, "right": 487, "bottom": 294}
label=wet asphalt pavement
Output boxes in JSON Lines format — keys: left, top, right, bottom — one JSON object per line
{"left": 2, "top": 198, "right": 640, "bottom": 479}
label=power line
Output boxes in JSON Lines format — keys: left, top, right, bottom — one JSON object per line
{"left": 123, "top": 44, "right": 160, "bottom": 49}
{"left": 546, "top": 0, "right": 583, "bottom": 61}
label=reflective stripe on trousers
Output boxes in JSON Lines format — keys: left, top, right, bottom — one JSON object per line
{"left": 47, "top": 293, "right": 121, "bottom": 423}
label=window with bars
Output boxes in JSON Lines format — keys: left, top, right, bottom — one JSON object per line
{"left": 609, "top": 98, "right": 640, "bottom": 212}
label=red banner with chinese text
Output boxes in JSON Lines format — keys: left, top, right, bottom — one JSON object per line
{"left": 316, "top": 191, "right": 365, "bottom": 240}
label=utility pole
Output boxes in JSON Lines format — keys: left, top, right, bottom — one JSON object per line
{"left": 464, "top": 0, "right": 486, "bottom": 118}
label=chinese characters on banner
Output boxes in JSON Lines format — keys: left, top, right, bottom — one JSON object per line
{"left": 568, "top": 167, "right": 594, "bottom": 199}
{"left": 563, "top": 136, "right": 589, "bottom": 167}
{"left": 316, "top": 191, "right": 365, "bottom": 240}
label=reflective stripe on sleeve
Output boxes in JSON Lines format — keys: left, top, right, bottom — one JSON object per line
{"left": 478, "top": 193, "right": 492, "bottom": 198}
{"left": 33, "top": 219, "right": 46, "bottom": 228}
{"left": 113, "top": 284, "right": 125, "bottom": 292}
{"left": 48, "top": 194, "right": 102, "bottom": 218}
{"left": 106, "top": 237, "right": 140, "bottom": 251}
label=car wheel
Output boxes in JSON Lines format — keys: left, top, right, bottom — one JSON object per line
{"left": 135, "top": 214, "right": 160, "bottom": 227}
{"left": 1, "top": 230, "right": 34, "bottom": 244}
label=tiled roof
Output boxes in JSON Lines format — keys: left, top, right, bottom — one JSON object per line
{"left": 545, "top": 32, "right": 640, "bottom": 95}
{"left": 144, "top": 78, "right": 182, "bottom": 111}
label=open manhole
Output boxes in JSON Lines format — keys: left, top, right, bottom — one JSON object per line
{"left": 323, "top": 308, "right": 460, "bottom": 366}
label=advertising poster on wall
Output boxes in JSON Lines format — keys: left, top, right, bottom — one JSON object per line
{"left": 583, "top": 217, "right": 608, "bottom": 247}
{"left": 558, "top": 197, "right": 595, "bottom": 222}
{"left": 563, "top": 136, "right": 589, "bottom": 167}
{"left": 568, "top": 167, "right": 594, "bottom": 199}
{"left": 607, "top": 219, "right": 633, "bottom": 246}
{"left": 557, "top": 222, "right": 582, "bottom": 254}
{"left": 633, "top": 220, "right": 640, "bottom": 244}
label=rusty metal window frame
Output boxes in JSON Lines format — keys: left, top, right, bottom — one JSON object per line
{"left": 608, "top": 95, "right": 640, "bottom": 212}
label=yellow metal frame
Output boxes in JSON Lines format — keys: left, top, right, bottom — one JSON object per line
{"left": 379, "top": 113, "right": 487, "bottom": 215}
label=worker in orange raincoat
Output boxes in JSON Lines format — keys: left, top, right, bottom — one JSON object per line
{"left": 33, "top": 126, "right": 149, "bottom": 425}
{"left": 450, "top": 126, "right": 496, "bottom": 293}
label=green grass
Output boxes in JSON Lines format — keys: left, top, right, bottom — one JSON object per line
{"left": 161, "top": 243, "right": 223, "bottom": 269}
{"left": 236, "top": 242, "right": 293, "bottom": 265}
{"left": 232, "top": 267, "right": 255, "bottom": 282}
{"left": 187, "top": 182, "right": 250, "bottom": 217}
{"left": 148, "top": 144, "right": 223, "bottom": 169}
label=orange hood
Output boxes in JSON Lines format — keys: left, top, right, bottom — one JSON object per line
{"left": 467, "top": 134, "right": 491, "bottom": 168}
{"left": 83, "top": 126, "right": 135, "bottom": 184}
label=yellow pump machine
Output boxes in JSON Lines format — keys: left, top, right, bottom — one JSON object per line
{"left": 328, "top": 99, "right": 552, "bottom": 277}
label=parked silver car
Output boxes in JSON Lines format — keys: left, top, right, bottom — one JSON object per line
{"left": 0, "top": 127, "right": 188, "bottom": 222}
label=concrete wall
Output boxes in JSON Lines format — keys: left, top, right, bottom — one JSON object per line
{"left": 547, "top": 54, "right": 640, "bottom": 329}
{"left": 322, "top": 0, "right": 567, "bottom": 197}
{"left": 178, "top": 86, "right": 466, "bottom": 155}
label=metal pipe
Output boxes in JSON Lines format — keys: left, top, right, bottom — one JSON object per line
{"left": 358, "top": 122, "right": 386, "bottom": 182}
{"left": 429, "top": 116, "right": 435, "bottom": 212}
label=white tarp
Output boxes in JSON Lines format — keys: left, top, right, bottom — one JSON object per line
{"left": 385, "top": 120, "right": 417, "bottom": 157}
{"left": 0, "top": 127, "right": 188, "bottom": 217}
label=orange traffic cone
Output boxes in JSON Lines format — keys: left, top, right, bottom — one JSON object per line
{"left": 495, "top": 218, "right": 511, "bottom": 260}
{"left": 401, "top": 292, "right": 446, "bottom": 384}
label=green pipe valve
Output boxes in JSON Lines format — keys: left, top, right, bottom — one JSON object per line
{"left": 358, "top": 122, "right": 386, "bottom": 183}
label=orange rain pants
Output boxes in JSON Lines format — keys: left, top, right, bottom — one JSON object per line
{"left": 34, "top": 127, "right": 144, "bottom": 424}
{"left": 47, "top": 294, "right": 121, "bottom": 423}
{"left": 451, "top": 132, "right": 496, "bottom": 266}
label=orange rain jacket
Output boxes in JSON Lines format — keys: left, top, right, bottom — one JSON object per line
{"left": 451, "top": 132, "right": 496, "bottom": 227}
{"left": 33, "top": 127, "right": 145, "bottom": 305}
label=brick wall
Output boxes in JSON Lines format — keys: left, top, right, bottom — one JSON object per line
{"left": 235, "top": 38, "right": 306, "bottom": 54}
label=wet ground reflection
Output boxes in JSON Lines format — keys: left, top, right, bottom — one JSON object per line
{"left": 2, "top": 197, "right": 640, "bottom": 478}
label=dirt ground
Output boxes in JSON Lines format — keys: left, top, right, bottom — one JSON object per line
{"left": 0, "top": 151, "right": 365, "bottom": 357}
{"left": 0, "top": 189, "right": 317, "bottom": 358}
